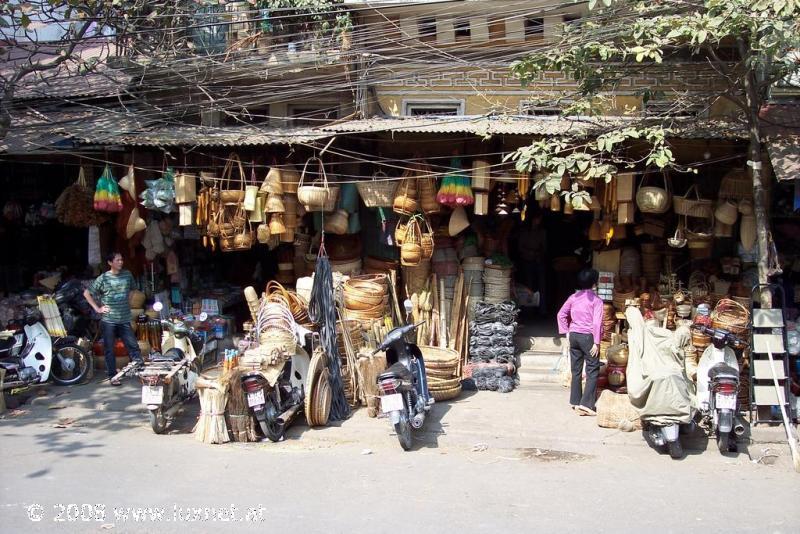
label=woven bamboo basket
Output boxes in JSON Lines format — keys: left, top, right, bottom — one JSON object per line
{"left": 345, "top": 292, "right": 388, "bottom": 311}
{"left": 349, "top": 273, "right": 390, "bottom": 289}
{"left": 431, "top": 384, "right": 462, "bottom": 401}
{"left": 297, "top": 157, "right": 340, "bottom": 212}
{"left": 710, "top": 298, "right": 750, "bottom": 337}
{"left": 420, "top": 345, "right": 459, "bottom": 364}
{"left": 345, "top": 277, "right": 386, "bottom": 296}
{"left": 719, "top": 168, "right": 752, "bottom": 201}
{"left": 393, "top": 178, "right": 419, "bottom": 216}
{"left": 613, "top": 289, "right": 636, "bottom": 311}
{"left": 259, "top": 327, "right": 295, "bottom": 354}
{"left": 357, "top": 171, "right": 398, "bottom": 208}
{"left": 428, "top": 376, "right": 462, "bottom": 390}
{"left": 673, "top": 185, "right": 713, "bottom": 218}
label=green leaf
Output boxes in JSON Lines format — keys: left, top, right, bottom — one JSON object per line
{"left": 20, "top": 14, "right": 30, "bottom": 28}
{"left": 588, "top": 0, "right": 597, "bottom": 10}
{"left": 697, "top": 29, "right": 707, "bottom": 44}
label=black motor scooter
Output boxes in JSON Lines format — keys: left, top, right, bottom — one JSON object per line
{"left": 374, "top": 322, "right": 433, "bottom": 451}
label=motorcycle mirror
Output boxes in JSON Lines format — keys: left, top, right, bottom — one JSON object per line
{"left": 403, "top": 299, "right": 413, "bottom": 315}
{"left": 198, "top": 312, "right": 208, "bottom": 322}
{"left": 153, "top": 301, "right": 164, "bottom": 312}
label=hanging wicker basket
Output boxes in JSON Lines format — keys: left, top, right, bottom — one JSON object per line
{"left": 357, "top": 171, "right": 398, "bottom": 208}
{"left": 673, "top": 184, "right": 713, "bottom": 218}
{"left": 636, "top": 170, "right": 671, "bottom": 214}
{"left": 297, "top": 157, "right": 339, "bottom": 212}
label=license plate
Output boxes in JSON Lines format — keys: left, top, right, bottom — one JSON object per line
{"left": 247, "top": 390, "right": 265, "bottom": 408}
{"left": 141, "top": 385, "right": 163, "bottom": 404}
{"left": 380, "top": 393, "right": 404, "bottom": 413}
{"left": 715, "top": 393, "right": 737, "bottom": 410}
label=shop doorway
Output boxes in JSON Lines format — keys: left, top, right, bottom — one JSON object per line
{"left": 510, "top": 205, "right": 593, "bottom": 335}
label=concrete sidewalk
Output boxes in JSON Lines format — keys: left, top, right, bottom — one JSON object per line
{"left": 2, "top": 373, "right": 795, "bottom": 468}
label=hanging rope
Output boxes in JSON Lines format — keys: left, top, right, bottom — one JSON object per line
{"left": 308, "top": 244, "right": 350, "bottom": 421}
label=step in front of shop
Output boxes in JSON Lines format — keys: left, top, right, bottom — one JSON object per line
{"left": 517, "top": 348, "right": 564, "bottom": 385}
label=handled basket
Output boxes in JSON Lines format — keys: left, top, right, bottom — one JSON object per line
{"left": 635, "top": 170, "right": 671, "bottom": 214}
{"left": 357, "top": 171, "right": 398, "bottom": 208}
{"left": 298, "top": 157, "right": 339, "bottom": 212}
{"left": 673, "top": 184, "right": 712, "bottom": 218}
{"left": 219, "top": 153, "right": 246, "bottom": 205}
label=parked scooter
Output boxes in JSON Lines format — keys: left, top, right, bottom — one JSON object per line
{"left": 694, "top": 325, "right": 746, "bottom": 453}
{"left": 117, "top": 306, "right": 208, "bottom": 434}
{"left": 0, "top": 310, "right": 92, "bottom": 391}
{"left": 241, "top": 344, "right": 310, "bottom": 442}
{"left": 374, "top": 321, "right": 433, "bottom": 451}
{"left": 625, "top": 306, "right": 696, "bottom": 459}
{"left": 53, "top": 279, "right": 98, "bottom": 339}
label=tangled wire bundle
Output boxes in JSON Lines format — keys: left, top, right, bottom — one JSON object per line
{"left": 467, "top": 301, "right": 518, "bottom": 390}
{"left": 308, "top": 253, "right": 350, "bottom": 421}
{"left": 468, "top": 366, "right": 515, "bottom": 393}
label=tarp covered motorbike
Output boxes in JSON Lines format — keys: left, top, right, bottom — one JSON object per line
{"left": 625, "top": 307, "right": 696, "bottom": 426}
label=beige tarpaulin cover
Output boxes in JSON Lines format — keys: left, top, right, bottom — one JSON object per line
{"left": 626, "top": 307, "right": 696, "bottom": 425}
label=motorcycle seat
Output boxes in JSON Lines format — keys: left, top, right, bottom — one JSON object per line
{"left": 151, "top": 348, "right": 184, "bottom": 363}
{"left": 708, "top": 363, "right": 739, "bottom": 381}
{"left": 378, "top": 362, "right": 412, "bottom": 382}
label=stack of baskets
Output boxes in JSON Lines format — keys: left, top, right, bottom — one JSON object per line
{"left": 602, "top": 303, "right": 616, "bottom": 342}
{"left": 462, "top": 257, "right": 485, "bottom": 299}
{"left": 421, "top": 346, "right": 462, "bottom": 401}
{"left": 343, "top": 274, "right": 389, "bottom": 329}
{"left": 432, "top": 238, "right": 459, "bottom": 278}
{"left": 640, "top": 243, "right": 662, "bottom": 286}
{"left": 402, "top": 259, "right": 431, "bottom": 300}
{"left": 483, "top": 264, "right": 512, "bottom": 303}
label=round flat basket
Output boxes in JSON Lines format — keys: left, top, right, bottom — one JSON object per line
{"left": 428, "top": 376, "right": 462, "bottom": 390}
{"left": 420, "top": 345, "right": 459, "bottom": 364}
{"left": 426, "top": 367, "right": 458, "bottom": 379}
{"left": 431, "top": 384, "right": 462, "bottom": 402}
{"left": 305, "top": 350, "right": 328, "bottom": 425}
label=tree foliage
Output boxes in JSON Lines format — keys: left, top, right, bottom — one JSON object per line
{"left": 508, "top": 0, "right": 800, "bottom": 204}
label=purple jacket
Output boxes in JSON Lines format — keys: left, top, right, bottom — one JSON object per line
{"left": 557, "top": 290, "right": 604, "bottom": 345}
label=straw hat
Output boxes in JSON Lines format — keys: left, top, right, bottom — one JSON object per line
{"left": 126, "top": 207, "right": 147, "bottom": 239}
{"left": 448, "top": 206, "right": 469, "bottom": 236}
{"left": 265, "top": 193, "right": 286, "bottom": 213}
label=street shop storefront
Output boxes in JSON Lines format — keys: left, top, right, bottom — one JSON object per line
{"left": 3, "top": 116, "right": 798, "bottom": 442}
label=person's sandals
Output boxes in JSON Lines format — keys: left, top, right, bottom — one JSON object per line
{"left": 577, "top": 405, "right": 597, "bottom": 416}
{"left": 109, "top": 377, "right": 122, "bottom": 386}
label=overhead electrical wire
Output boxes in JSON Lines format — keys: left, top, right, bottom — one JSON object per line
{"left": 1, "top": 0, "right": 730, "bottom": 175}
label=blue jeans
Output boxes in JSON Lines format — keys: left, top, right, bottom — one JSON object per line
{"left": 101, "top": 320, "right": 142, "bottom": 377}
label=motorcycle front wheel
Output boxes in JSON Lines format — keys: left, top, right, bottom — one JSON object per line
{"left": 50, "top": 343, "right": 92, "bottom": 386}
{"left": 667, "top": 439, "right": 684, "bottom": 459}
{"left": 149, "top": 408, "right": 168, "bottom": 434}
{"left": 395, "top": 412, "right": 413, "bottom": 451}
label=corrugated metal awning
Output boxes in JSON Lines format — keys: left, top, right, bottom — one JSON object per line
{"left": 768, "top": 136, "right": 800, "bottom": 181}
{"left": 70, "top": 124, "right": 332, "bottom": 147}
{"left": 321, "top": 115, "right": 748, "bottom": 140}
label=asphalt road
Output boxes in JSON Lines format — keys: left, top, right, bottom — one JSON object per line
{"left": 1, "top": 379, "right": 799, "bottom": 533}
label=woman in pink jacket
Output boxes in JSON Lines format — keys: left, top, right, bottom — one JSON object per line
{"left": 557, "top": 269, "right": 604, "bottom": 416}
